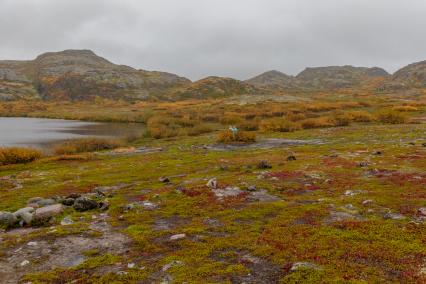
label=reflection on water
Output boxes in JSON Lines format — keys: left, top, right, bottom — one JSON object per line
{"left": 0, "top": 117, "right": 145, "bottom": 149}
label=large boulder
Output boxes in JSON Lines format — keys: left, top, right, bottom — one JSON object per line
{"left": 73, "top": 197, "right": 98, "bottom": 212}
{"left": 13, "top": 207, "right": 35, "bottom": 225}
{"left": 34, "top": 204, "right": 64, "bottom": 221}
{"left": 0, "top": 212, "right": 18, "bottom": 228}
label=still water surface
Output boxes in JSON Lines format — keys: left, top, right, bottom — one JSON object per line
{"left": 0, "top": 117, "right": 144, "bottom": 149}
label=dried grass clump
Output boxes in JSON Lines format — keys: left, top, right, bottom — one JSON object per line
{"left": 53, "top": 138, "right": 122, "bottom": 155}
{"left": 0, "top": 147, "right": 42, "bottom": 166}
{"left": 217, "top": 130, "right": 256, "bottom": 144}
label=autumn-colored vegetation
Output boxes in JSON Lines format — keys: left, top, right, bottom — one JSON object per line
{"left": 216, "top": 129, "right": 256, "bottom": 143}
{"left": 0, "top": 147, "right": 42, "bottom": 166}
{"left": 53, "top": 138, "right": 123, "bottom": 155}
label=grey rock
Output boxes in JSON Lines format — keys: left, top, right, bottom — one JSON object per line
{"left": 74, "top": 197, "right": 98, "bottom": 212}
{"left": 159, "top": 176, "right": 170, "bottom": 183}
{"left": 206, "top": 178, "right": 218, "bottom": 189}
{"left": 99, "top": 201, "right": 109, "bottom": 211}
{"left": 62, "top": 198, "right": 75, "bottom": 206}
{"left": 34, "top": 204, "right": 64, "bottom": 221}
{"left": 66, "top": 193, "right": 81, "bottom": 199}
{"left": 61, "top": 216, "right": 74, "bottom": 226}
{"left": 247, "top": 185, "right": 257, "bottom": 192}
{"left": 291, "top": 262, "right": 321, "bottom": 271}
{"left": 162, "top": 260, "right": 184, "bottom": 271}
{"left": 384, "top": 212, "right": 406, "bottom": 220}
{"left": 169, "top": 233, "right": 186, "bottom": 241}
{"left": 0, "top": 211, "right": 17, "bottom": 227}
{"left": 13, "top": 207, "right": 35, "bottom": 225}
{"left": 212, "top": 187, "right": 243, "bottom": 200}
{"left": 418, "top": 207, "right": 426, "bottom": 217}
{"left": 37, "top": 198, "right": 57, "bottom": 207}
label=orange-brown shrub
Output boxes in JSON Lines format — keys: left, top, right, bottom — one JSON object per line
{"left": 53, "top": 138, "right": 122, "bottom": 155}
{"left": 375, "top": 110, "right": 407, "bottom": 124}
{"left": 346, "top": 111, "right": 374, "bottom": 122}
{"left": 0, "top": 147, "right": 42, "bottom": 166}
{"left": 216, "top": 130, "right": 256, "bottom": 144}
{"left": 300, "top": 117, "right": 334, "bottom": 129}
{"left": 392, "top": 106, "right": 418, "bottom": 112}
{"left": 260, "top": 118, "right": 301, "bottom": 132}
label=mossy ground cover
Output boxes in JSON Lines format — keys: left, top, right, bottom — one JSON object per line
{"left": 1, "top": 123, "right": 426, "bottom": 283}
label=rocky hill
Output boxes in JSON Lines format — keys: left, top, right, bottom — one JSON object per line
{"left": 0, "top": 50, "right": 191, "bottom": 101}
{"left": 245, "top": 70, "right": 297, "bottom": 90}
{"left": 382, "top": 60, "right": 426, "bottom": 90}
{"left": 171, "top": 76, "right": 264, "bottom": 100}
{"left": 295, "top": 66, "right": 389, "bottom": 90}
{"left": 246, "top": 66, "right": 390, "bottom": 91}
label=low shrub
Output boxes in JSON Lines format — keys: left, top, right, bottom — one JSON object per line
{"left": 346, "top": 111, "right": 374, "bottom": 122}
{"left": 375, "top": 110, "right": 407, "bottom": 124}
{"left": 300, "top": 117, "right": 334, "bottom": 129}
{"left": 0, "top": 147, "right": 42, "bottom": 166}
{"left": 53, "top": 138, "right": 122, "bottom": 155}
{"left": 217, "top": 130, "right": 256, "bottom": 144}
{"left": 392, "top": 105, "right": 418, "bottom": 112}
{"left": 186, "top": 124, "right": 215, "bottom": 136}
{"left": 330, "top": 113, "right": 351, "bottom": 126}
{"left": 260, "top": 118, "right": 301, "bottom": 132}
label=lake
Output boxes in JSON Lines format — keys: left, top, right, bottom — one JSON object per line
{"left": 0, "top": 117, "right": 145, "bottom": 149}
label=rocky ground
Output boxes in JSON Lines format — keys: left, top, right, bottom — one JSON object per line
{"left": 0, "top": 124, "right": 426, "bottom": 283}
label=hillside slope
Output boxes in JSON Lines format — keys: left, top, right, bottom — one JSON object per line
{"left": 0, "top": 50, "right": 191, "bottom": 101}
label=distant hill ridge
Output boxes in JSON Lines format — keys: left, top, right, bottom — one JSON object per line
{"left": 1, "top": 49, "right": 426, "bottom": 101}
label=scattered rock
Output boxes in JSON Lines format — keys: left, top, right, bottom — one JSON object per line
{"left": 159, "top": 176, "right": 170, "bottom": 183}
{"left": 248, "top": 190, "right": 281, "bottom": 202}
{"left": 247, "top": 185, "right": 257, "bottom": 192}
{"left": 344, "top": 190, "right": 363, "bottom": 197}
{"left": 60, "top": 216, "right": 74, "bottom": 226}
{"left": 415, "top": 207, "right": 426, "bottom": 217}
{"left": 34, "top": 204, "right": 63, "bottom": 222}
{"left": 13, "top": 207, "right": 35, "bottom": 225}
{"left": 0, "top": 212, "right": 17, "bottom": 228}
{"left": 290, "top": 262, "right": 321, "bottom": 271}
{"left": 358, "top": 161, "right": 369, "bottom": 167}
{"left": 384, "top": 212, "right": 406, "bottom": 220}
{"left": 20, "top": 260, "right": 30, "bottom": 267}
{"left": 127, "top": 263, "right": 136, "bottom": 269}
{"left": 206, "top": 178, "right": 218, "bottom": 189}
{"left": 169, "top": 234, "right": 186, "bottom": 241}
{"left": 325, "top": 211, "right": 363, "bottom": 223}
{"left": 373, "top": 151, "right": 383, "bottom": 155}
{"left": 73, "top": 197, "right": 98, "bottom": 212}
{"left": 62, "top": 198, "right": 75, "bottom": 206}
{"left": 162, "top": 260, "right": 184, "bottom": 272}
{"left": 287, "top": 155, "right": 297, "bottom": 161}
{"left": 99, "top": 201, "right": 109, "bottom": 211}
{"left": 257, "top": 160, "right": 272, "bottom": 169}
{"left": 141, "top": 201, "right": 158, "bottom": 210}
{"left": 212, "top": 187, "right": 243, "bottom": 200}
{"left": 37, "top": 198, "right": 57, "bottom": 207}
{"left": 27, "top": 241, "right": 38, "bottom": 246}
{"left": 66, "top": 193, "right": 81, "bottom": 199}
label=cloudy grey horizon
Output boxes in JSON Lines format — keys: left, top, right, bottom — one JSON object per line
{"left": 1, "top": 0, "right": 425, "bottom": 81}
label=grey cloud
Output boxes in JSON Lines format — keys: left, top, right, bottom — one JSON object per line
{"left": 1, "top": 0, "right": 426, "bottom": 80}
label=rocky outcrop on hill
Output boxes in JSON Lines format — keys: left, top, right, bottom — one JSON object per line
{"left": 382, "top": 60, "right": 426, "bottom": 90}
{"left": 0, "top": 49, "right": 190, "bottom": 101}
{"left": 245, "top": 70, "right": 297, "bottom": 90}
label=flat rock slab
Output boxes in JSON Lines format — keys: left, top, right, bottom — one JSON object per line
{"left": 205, "top": 138, "right": 323, "bottom": 151}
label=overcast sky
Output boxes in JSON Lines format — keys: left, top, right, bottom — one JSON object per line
{"left": 1, "top": 0, "right": 425, "bottom": 80}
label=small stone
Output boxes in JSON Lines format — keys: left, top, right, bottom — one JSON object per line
{"left": 60, "top": 216, "right": 74, "bottom": 226}
{"left": 27, "top": 241, "right": 38, "bottom": 246}
{"left": 127, "top": 263, "right": 136, "bottom": 269}
{"left": 141, "top": 201, "right": 158, "bottom": 210}
{"left": 362, "top": 199, "right": 374, "bottom": 206}
{"left": 162, "top": 260, "right": 183, "bottom": 272}
{"left": 206, "top": 178, "right": 218, "bottom": 189}
{"left": 417, "top": 208, "right": 426, "bottom": 216}
{"left": 344, "top": 190, "right": 359, "bottom": 197}
{"left": 287, "top": 155, "right": 297, "bottom": 161}
{"left": 358, "top": 161, "right": 369, "bottom": 167}
{"left": 169, "top": 233, "right": 186, "bottom": 241}
{"left": 116, "top": 271, "right": 128, "bottom": 275}
{"left": 62, "top": 198, "right": 75, "bottom": 206}
{"left": 20, "top": 260, "right": 30, "bottom": 267}
{"left": 257, "top": 160, "right": 272, "bottom": 169}
{"left": 99, "top": 201, "right": 109, "bottom": 211}
{"left": 27, "top": 197, "right": 43, "bottom": 205}
{"left": 159, "top": 176, "right": 170, "bottom": 183}
{"left": 247, "top": 185, "right": 257, "bottom": 192}
{"left": 373, "top": 151, "right": 382, "bottom": 155}
{"left": 66, "top": 193, "right": 81, "bottom": 199}
{"left": 290, "top": 262, "right": 321, "bottom": 271}
{"left": 74, "top": 197, "right": 98, "bottom": 212}
{"left": 37, "top": 198, "right": 57, "bottom": 207}
{"left": 384, "top": 212, "right": 406, "bottom": 220}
